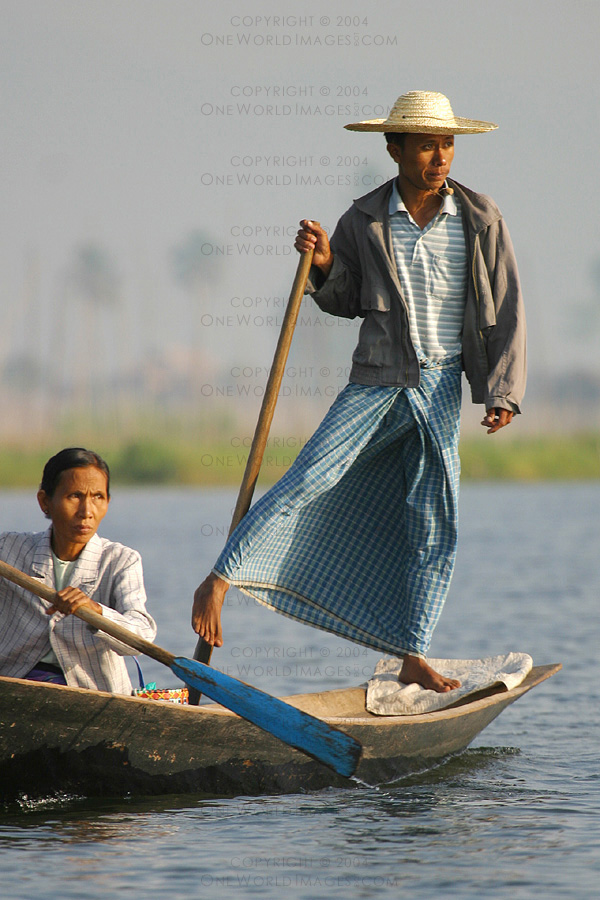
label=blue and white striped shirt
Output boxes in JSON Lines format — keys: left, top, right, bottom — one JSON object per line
{"left": 389, "top": 180, "right": 468, "bottom": 363}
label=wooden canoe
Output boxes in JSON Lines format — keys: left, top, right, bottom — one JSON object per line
{"left": 0, "top": 663, "right": 561, "bottom": 803}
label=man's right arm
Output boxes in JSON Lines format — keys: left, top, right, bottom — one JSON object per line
{"left": 295, "top": 216, "right": 364, "bottom": 318}
{"left": 295, "top": 219, "right": 334, "bottom": 276}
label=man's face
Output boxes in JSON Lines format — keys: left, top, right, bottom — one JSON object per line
{"left": 387, "top": 133, "right": 455, "bottom": 192}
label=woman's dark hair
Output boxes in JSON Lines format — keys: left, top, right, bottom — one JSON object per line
{"left": 40, "top": 448, "right": 110, "bottom": 499}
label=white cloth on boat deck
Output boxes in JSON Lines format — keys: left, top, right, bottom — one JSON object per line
{"left": 366, "top": 653, "right": 533, "bottom": 715}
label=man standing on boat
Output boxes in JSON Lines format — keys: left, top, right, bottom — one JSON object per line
{"left": 192, "top": 91, "right": 526, "bottom": 692}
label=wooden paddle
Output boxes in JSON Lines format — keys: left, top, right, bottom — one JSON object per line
{"left": 189, "top": 248, "right": 314, "bottom": 700}
{"left": 0, "top": 558, "right": 361, "bottom": 777}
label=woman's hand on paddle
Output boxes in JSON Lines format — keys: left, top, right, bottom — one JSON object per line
{"left": 481, "top": 407, "right": 514, "bottom": 434}
{"left": 295, "top": 219, "right": 334, "bottom": 276}
{"left": 46, "top": 586, "right": 102, "bottom": 617}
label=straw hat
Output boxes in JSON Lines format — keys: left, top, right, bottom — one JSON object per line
{"left": 345, "top": 91, "right": 498, "bottom": 135}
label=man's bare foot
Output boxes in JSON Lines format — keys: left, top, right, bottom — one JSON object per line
{"left": 399, "top": 655, "right": 461, "bottom": 693}
{"left": 192, "top": 573, "right": 229, "bottom": 647}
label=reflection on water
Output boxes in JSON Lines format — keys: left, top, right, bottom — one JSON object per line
{"left": 1, "top": 745, "right": 520, "bottom": 830}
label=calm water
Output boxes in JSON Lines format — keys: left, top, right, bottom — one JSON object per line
{"left": 1, "top": 483, "right": 599, "bottom": 899}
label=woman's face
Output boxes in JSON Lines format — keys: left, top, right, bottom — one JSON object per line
{"left": 37, "top": 466, "right": 110, "bottom": 560}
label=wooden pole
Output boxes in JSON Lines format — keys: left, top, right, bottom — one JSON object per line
{"left": 189, "top": 249, "right": 314, "bottom": 700}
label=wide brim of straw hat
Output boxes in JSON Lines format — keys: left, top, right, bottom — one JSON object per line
{"left": 345, "top": 91, "right": 498, "bottom": 135}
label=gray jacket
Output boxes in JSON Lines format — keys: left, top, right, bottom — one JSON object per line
{"left": 307, "top": 177, "right": 526, "bottom": 411}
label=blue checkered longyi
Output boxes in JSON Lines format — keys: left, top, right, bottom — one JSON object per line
{"left": 214, "top": 358, "right": 462, "bottom": 658}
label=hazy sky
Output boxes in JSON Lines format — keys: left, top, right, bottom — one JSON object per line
{"left": 3, "top": 0, "right": 600, "bottom": 410}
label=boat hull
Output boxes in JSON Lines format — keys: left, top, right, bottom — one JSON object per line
{"left": 0, "top": 664, "right": 561, "bottom": 802}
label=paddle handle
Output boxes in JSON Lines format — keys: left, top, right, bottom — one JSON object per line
{"left": 190, "top": 249, "right": 314, "bottom": 690}
{"left": 228, "top": 247, "right": 314, "bottom": 533}
{"left": 0, "top": 559, "right": 175, "bottom": 669}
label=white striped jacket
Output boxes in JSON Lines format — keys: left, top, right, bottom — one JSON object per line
{"left": 0, "top": 528, "right": 157, "bottom": 694}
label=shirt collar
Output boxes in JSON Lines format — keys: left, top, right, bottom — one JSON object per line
{"left": 389, "top": 178, "right": 458, "bottom": 217}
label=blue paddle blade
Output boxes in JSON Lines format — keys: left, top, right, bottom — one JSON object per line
{"left": 172, "top": 658, "right": 361, "bottom": 777}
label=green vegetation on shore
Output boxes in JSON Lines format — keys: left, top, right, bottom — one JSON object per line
{"left": 458, "top": 433, "right": 600, "bottom": 481}
{"left": 0, "top": 434, "right": 598, "bottom": 488}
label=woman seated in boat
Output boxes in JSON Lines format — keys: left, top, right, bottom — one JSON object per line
{"left": 0, "top": 447, "right": 156, "bottom": 694}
